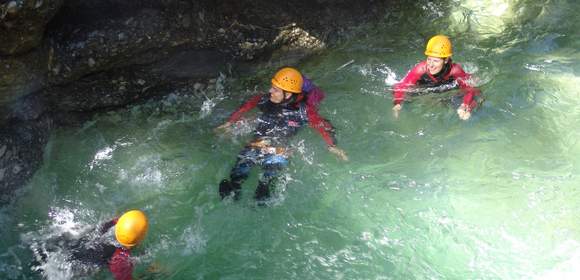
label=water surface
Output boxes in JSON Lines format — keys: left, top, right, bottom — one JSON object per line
{"left": 2, "top": 0, "right": 580, "bottom": 279}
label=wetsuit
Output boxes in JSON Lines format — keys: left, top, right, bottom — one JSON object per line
{"left": 72, "top": 219, "right": 134, "bottom": 280}
{"left": 31, "top": 218, "right": 134, "bottom": 280}
{"left": 393, "top": 60, "right": 480, "bottom": 111}
{"left": 227, "top": 76, "right": 330, "bottom": 133}
{"left": 220, "top": 78, "right": 336, "bottom": 200}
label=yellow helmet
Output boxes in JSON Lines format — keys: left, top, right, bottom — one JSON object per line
{"left": 424, "top": 35, "right": 453, "bottom": 58}
{"left": 271, "top": 67, "right": 303, "bottom": 94}
{"left": 115, "top": 210, "right": 148, "bottom": 248}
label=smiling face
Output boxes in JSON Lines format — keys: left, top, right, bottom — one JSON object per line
{"left": 426, "top": 56, "right": 449, "bottom": 75}
{"left": 269, "top": 85, "right": 291, "bottom": 103}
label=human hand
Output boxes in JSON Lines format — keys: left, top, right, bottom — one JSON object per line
{"left": 392, "top": 104, "right": 402, "bottom": 119}
{"left": 146, "top": 262, "right": 164, "bottom": 273}
{"left": 134, "top": 262, "right": 169, "bottom": 280}
{"left": 214, "top": 122, "right": 232, "bottom": 134}
{"left": 328, "top": 146, "right": 348, "bottom": 161}
{"left": 457, "top": 104, "right": 471, "bottom": 120}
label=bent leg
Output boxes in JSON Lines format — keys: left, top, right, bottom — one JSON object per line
{"left": 219, "top": 148, "right": 258, "bottom": 199}
{"left": 255, "top": 154, "right": 288, "bottom": 201}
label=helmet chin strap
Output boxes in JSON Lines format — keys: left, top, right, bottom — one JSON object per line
{"left": 282, "top": 92, "right": 298, "bottom": 106}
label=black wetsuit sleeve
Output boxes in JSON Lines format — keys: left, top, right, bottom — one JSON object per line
{"left": 99, "top": 218, "right": 119, "bottom": 235}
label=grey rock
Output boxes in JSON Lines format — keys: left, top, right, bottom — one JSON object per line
{"left": 0, "top": 0, "right": 65, "bottom": 55}
{"left": 12, "top": 165, "right": 21, "bottom": 174}
{"left": 0, "top": 145, "right": 6, "bottom": 159}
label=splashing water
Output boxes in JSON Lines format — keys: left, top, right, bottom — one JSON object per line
{"left": 199, "top": 72, "right": 228, "bottom": 120}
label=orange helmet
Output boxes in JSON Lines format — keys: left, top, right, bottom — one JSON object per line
{"left": 115, "top": 210, "right": 148, "bottom": 248}
{"left": 271, "top": 67, "right": 303, "bottom": 94}
{"left": 425, "top": 35, "right": 453, "bottom": 58}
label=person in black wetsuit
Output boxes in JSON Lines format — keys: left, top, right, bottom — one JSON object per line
{"left": 32, "top": 210, "right": 148, "bottom": 280}
{"left": 216, "top": 67, "right": 348, "bottom": 202}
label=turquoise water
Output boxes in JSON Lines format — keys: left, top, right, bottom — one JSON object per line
{"left": 2, "top": 0, "right": 580, "bottom": 279}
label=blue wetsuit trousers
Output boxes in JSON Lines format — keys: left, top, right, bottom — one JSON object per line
{"left": 227, "top": 146, "right": 289, "bottom": 199}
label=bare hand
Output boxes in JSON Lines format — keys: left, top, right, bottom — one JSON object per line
{"left": 392, "top": 104, "right": 402, "bottom": 119}
{"left": 214, "top": 122, "right": 232, "bottom": 134}
{"left": 328, "top": 146, "right": 348, "bottom": 161}
{"left": 147, "top": 262, "right": 163, "bottom": 273}
{"left": 136, "top": 262, "right": 169, "bottom": 280}
{"left": 457, "top": 104, "right": 471, "bottom": 120}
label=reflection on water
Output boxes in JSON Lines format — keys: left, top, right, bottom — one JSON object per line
{"left": 2, "top": 0, "right": 580, "bottom": 279}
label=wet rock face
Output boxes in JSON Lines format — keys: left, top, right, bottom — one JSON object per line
{"left": 1, "top": 0, "right": 389, "bottom": 112}
{"left": 47, "top": 8, "right": 174, "bottom": 85}
{"left": 0, "top": 50, "right": 46, "bottom": 106}
{"left": 0, "top": 0, "right": 62, "bottom": 109}
{"left": 0, "top": 116, "right": 52, "bottom": 205}
{"left": 0, "top": 0, "right": 64, "bottom": 55}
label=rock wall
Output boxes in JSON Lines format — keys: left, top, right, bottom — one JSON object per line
{"left": 0, "top": 0, "right": 390, "bottom": 204}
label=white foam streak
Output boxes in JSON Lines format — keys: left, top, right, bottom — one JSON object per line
{"left": 199, "top": 73, "right": 227, "bottom": 119}
{"left": 180, "top": 207, "right": 207, "bottom": 256}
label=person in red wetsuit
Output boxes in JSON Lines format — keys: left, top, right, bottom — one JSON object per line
{"left": 392, "top": 35, "right": 481, "bottom": 120}
{"left": 216, "top": 67, "right": 348, "bottom": 202}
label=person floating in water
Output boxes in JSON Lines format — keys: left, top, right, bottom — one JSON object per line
{"left": 392, "top": 35, "right": 481, "bottom": 120}
{"left": 34, "top": 210, "right": 149, "bottom": 280}
{"left": 216, "top": 67, "right": 348, "bottom": 202}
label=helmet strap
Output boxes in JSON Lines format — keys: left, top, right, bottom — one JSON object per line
{"left": 281, "top": 92, "right": 299, "bottom": 106}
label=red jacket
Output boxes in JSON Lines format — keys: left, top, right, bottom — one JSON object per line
{"left": 108, "top": 247, "right": 133, "bottom": 280}
{"left": 393, "top": 61, "right": 480, "bottom": 111}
